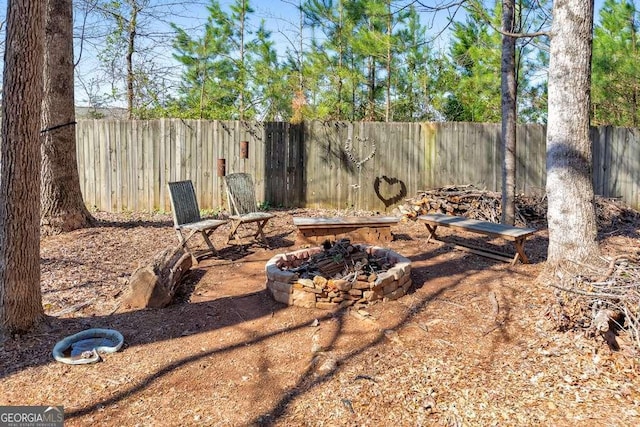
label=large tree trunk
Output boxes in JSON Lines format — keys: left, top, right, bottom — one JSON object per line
{"left": 41, "top": 0, "right": 94, "bottom": 236}
{"left": 385, "top": 0, "right": 392, "bottom": 123}
{"left": 0, "top": 0, "right": 45, "bottom": 335}
{"left": 501, "top": 0, "right": 517, "bottom": 225}
{"left": 126, "top": 4, "right": 138, "bottom": 119}
{"left": 544, "top": 0, "right": 600, "bottom": 269}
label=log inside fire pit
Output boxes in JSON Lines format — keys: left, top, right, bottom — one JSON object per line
{"left": 265, "top": 239, "right": 412, "bottom": 310}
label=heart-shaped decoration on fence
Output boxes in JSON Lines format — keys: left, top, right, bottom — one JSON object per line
{"left": 374, "top": 175, "right": 407, "bottom": 207}
{"left": 344, "top": 137, "right": 376, "bottom": 169}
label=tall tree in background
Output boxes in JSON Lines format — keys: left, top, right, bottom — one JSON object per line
{"left": 446, "top": 5, "right": 502, "bottom": 121}
{"left": 591, "top": 0, "right": 640, "bottom": 126}
{"left": 303, "top": 0, "right": 354, "bottom": 119}
{"left": 444, "top": 0, "right": 549, "bottom": 123}
{"left": 287, "top": 0, "right": 308, "bottom": 123}
{"left": 89, "top": 0, "right": 188, "bottom": 118}
{"left": 349, "top": 0, "right": 388, "bottom": 120}
{"left": 498, "top": 0, "right": 550, "bottom": 224}
{"left": 0, "top": 0, "right": 45, "bottom": 335}
{"left": 171, "top": 0, "right": 284, "bottom": 119}
{"left": 41, "top": 0, "right": 94, "bottom": 235}
{"left": 252, "top": 23, "right": 291, "bottom": 120}
{"left": 172, "top": 0, "right": 235, "bottom": 118}
{"left": 392, "top": 5, "right": 435, "bottom": 121}
{"left": 544, "top": 0, "right": 600, "bottom": 270}
{"left": 229, "top": 0, "right": 253, "bottom": 120}
{"left": 98, "top": 0, "right": 145, "bottom": 118}
{"left": 501, "top": 0, "right": 517, "bottom": 224}
{"left": 229, "top": 1, "right": 287, "bottom": 120}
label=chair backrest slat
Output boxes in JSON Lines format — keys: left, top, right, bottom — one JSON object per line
{"left": 168, "top": 180, "right": 202, "bottom": 226}
{"left": 224, "top": 173, "right": 258, "bottom": 216}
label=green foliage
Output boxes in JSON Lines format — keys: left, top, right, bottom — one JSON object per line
{"left": 169, "top": 0, "right": 291, "bottom": 120}
{"left": 440, "top": 0, "right": 550, "bottom": 123}
{"left": 201, "top": 207, "right": 224, "bottom": 218}
{"left": 444, "top": 4, "right": 503, "bottom": 122}
{"left": 93, "top": 0, "right": 179, "bottom": 118}
{"left": 592, "top": 0, "right": 640, "bottom": 126}
{"left": 97, "top": 0, "right": 555, "bottom": 123}
{"left": 257, "top": 200, "right": 273, "bottom": 210}
{"left": 391, "top": 6, "right": 439, "bottom": 121}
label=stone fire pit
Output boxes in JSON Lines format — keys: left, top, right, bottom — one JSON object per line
{"left": 265, "top": 240, "right": 412, "bottom": 310}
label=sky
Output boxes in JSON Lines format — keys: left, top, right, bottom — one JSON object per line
{"left": 75, "top": 0, "right": 459, "bottom": 106}
{"left": 0, "top": 0, "right": 610, "bottom": 108}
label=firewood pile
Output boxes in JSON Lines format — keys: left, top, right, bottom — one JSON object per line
{"left": 287, "top": 238, "right": 394, "bottom": 280}
{"left": 397, "top": 184, "right": 545, "bottom": 226}
{"left": 398, "top": 184, "right": 639, "bottom": 229}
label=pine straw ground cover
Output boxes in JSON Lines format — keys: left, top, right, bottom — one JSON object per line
{"left": 1, "top": 202, "right": 639, "bottom": 426}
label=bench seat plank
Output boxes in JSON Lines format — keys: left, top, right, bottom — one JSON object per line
{"left": 418, "top": 213, "right": 536, "bottom": 264}
{"left": 293, "top": 216, "right": 400, "bottom": 244}
{"left": 418, "top": 214, "right": 536, "bottom": 239}
{"left": 293, "top": 216, "right": 399, "bottom": 229}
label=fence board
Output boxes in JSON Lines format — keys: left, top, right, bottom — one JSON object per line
{"left": 69, "top": 120, "right": 639, "bottom": 212}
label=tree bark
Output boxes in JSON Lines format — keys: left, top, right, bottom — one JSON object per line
{"left": 238, "top": 0, "right": 246, "bottom": 120}
{"left": 385, "top": 0, "right": 392, "bottom": 122}
{"left": 41, "top": 0, "right": 94, "bottom": 236}
{"left": 0, "top": 0, "right": 45, "bottom": 335}
{"left": 544, "top": 0, "right": 600, "bottom": 269}
{"left": 501, "top": 0, "right": 517, "bottom": 225}
{"left": 126, "top": 4, "right": 138, "bottom": 119}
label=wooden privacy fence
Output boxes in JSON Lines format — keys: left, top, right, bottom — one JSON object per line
{"left": 76, "top": 119, "right": 303, "bottom": 213}
{"left": 75, "top": 120, "right": 640, "bottom": 212}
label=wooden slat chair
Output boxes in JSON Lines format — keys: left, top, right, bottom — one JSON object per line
{"left": 168, "top": 180, "right": 228, "bottom": 259}
{"left": 223, "top": 173, "right": 275, "bottom": 245}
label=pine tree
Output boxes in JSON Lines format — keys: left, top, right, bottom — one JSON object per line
{"left": 592, "top": 0, "right": 640, "bottom": 126}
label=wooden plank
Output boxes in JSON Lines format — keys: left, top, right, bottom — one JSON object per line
{"left": 293, "top": 216, "right": 400, "bottom": 228}
{"left": 70, "top": 120, "right": 640, "bottom": 213}
{"left": 418, "top": 213, "right": 536, "bottom": 239}
{"left": 428, "top": 239, "right": 515, "bottom": 263}
{"left": 99, "top": 121, "right": 110, "bottom": 211}
{"left": 113, "top": 120, "right": 122, "bottom": 212}
{"left": 75, "top": 121, "right": 89, "bottom": 208}
{"left": 630, "top": 129, "right": 640, "bottom": 209}
{"left": 158, "top": 119, "right": 168, "bottom": 212}
{"left": 200, "top": 119, "right": 211, "bottom": 210}
{"left": 152, "top": 121, "right": 161, "bottom": 211}
{"left": 214, "top": 121, "right": 225, "bottom": 210}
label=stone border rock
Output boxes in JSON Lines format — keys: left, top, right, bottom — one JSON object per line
{"left": 265, "top": 245, "right": 412, "bottom": 310}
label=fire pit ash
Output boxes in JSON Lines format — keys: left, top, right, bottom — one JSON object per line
{"left": 265, "top": 239, "right": 412, "bottom": 310}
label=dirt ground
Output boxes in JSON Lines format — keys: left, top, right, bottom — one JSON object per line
{"left": 1, "top": 208, "right": 639, "bottom": 427}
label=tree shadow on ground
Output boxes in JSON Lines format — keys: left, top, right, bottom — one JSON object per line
{"left": 93, "top": 218, "right": 175, "bottom": 229}
{"left": 3, "top": 218, "right": 556, "bottom": 424}
{"left": 49, "top": 248, "right": 527, "bottom": 423}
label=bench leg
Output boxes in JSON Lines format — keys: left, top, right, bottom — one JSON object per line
{"left": 228, "top": 219, "right": 270, "bottom": 246}
{"left": 512, "top": 238, "right": 530, "bottom": 264}
{"left": 424, "top": 224, "right": 438, "bottom": 243}
{"left": 254, "top": 219, "right": 270, "bottom": 245}
{"left": 200, "top": 231, "right": 218, "bottom": 256}
{"left": 226, "top": 220, "right": 242, "bottom": 244}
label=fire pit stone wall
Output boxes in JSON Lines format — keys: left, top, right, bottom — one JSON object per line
{"left": 265, "top": 245, "right": 412, "bottom": 310}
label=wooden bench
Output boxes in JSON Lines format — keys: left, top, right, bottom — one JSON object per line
{"left": 293, "top": 216, "right": 400, "bottom": 245}
{"left": 418, "top": 213, "right": 537, "bottom": 264}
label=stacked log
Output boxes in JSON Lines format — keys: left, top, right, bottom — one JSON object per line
{"left": 398, "top": 184, "right": 546, "bottom": 226}
{"left": 287, "top": 238, "right": 387, "bottom": 280}
{"left": 400, "top": 184, "right": 638, "bottom": 229}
